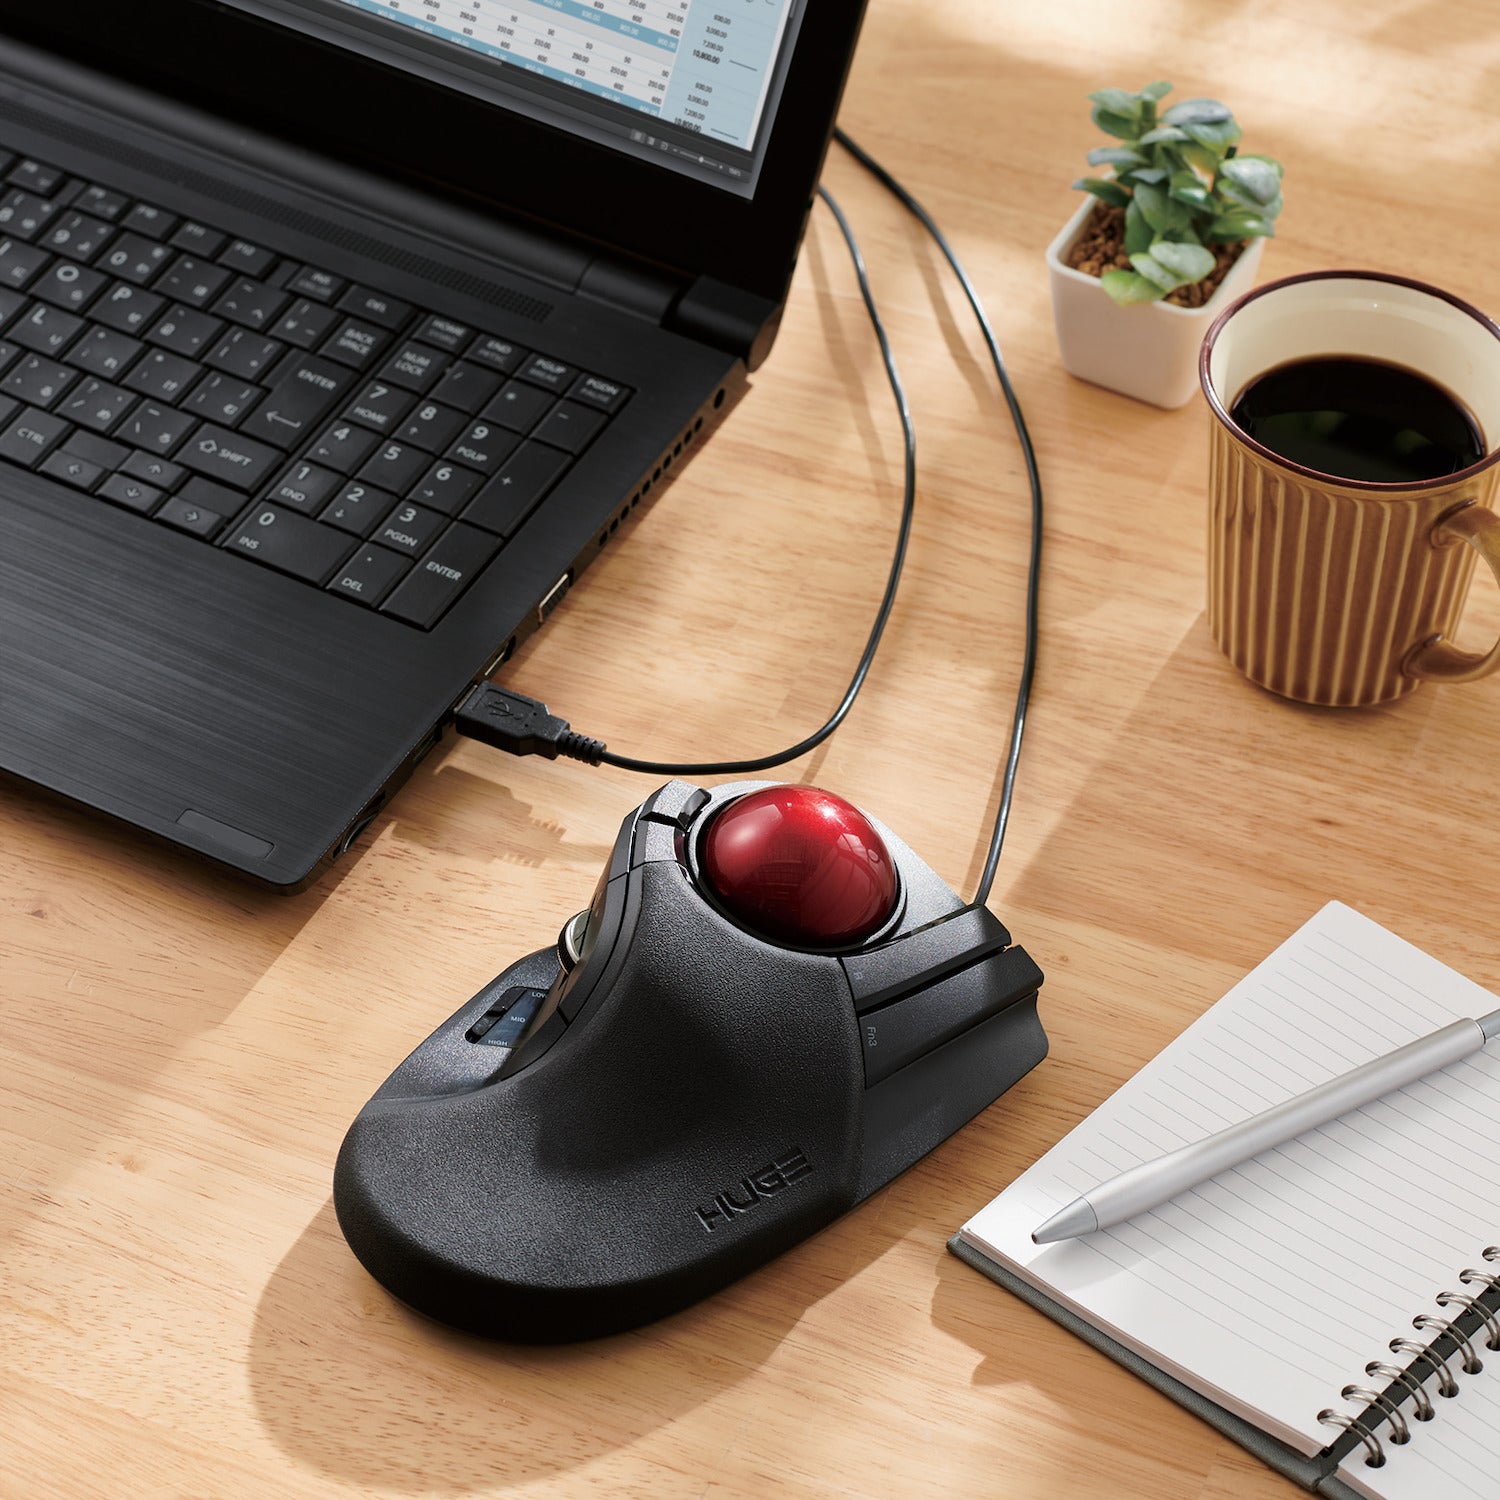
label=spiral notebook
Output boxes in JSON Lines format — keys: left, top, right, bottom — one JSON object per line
{"left": 952, "top": 902, "right": 1500, "bottom": 1500}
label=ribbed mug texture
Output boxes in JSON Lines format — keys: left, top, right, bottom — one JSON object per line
{"left": 1207, "top": 421, "right": 1492, "bottom": 706}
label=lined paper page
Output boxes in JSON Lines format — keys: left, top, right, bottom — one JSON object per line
{"left": 960, "top": 902, "right": 1500, "bottom": 1460}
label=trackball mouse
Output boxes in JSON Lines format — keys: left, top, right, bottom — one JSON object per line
{"left": 333, "top": 779, "right": 1046, "bottom": 1342}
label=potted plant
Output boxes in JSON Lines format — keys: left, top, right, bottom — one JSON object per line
{"left": 1047, "top": 81, "right": 1284, "bottom": 408}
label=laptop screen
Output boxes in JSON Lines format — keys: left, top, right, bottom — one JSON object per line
{"left": 221, "top": 0, "right": 806, "bottom": 198}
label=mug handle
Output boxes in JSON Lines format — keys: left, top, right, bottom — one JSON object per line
{"left": 1405, "top": 503, "right": 1500, "bottom": 684}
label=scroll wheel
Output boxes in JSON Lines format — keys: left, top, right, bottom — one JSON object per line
{"left": 557, "top": 908, "right": 591, "bottom": 970}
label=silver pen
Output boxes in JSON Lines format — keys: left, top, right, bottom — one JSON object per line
{"left": 1032, "top": 1005, "right": 1500, "bottom": 1244}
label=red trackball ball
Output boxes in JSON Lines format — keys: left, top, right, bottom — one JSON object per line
{"left": 699, "top": 785, "right": 899, "bottom": 948}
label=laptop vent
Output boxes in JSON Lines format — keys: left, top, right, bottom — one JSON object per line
{"left": 0, "top": 95, "right": 555, "bottom": 323}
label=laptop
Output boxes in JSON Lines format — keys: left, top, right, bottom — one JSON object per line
{"left": 0, "top": 0, "right": 868, "bottom": 889}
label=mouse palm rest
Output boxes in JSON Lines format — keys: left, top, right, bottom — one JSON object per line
{"left": 334, "top": 780, "right": 1046, "bottom": 1342}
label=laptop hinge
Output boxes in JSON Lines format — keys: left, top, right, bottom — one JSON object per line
{"left": 577, "top": 257, "right": 679, "bottom": 325}
{"left": 666, "top": 276, "right": 783, "bottom": 370}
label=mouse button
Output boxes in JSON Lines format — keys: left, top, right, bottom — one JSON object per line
{"left": 842, "top": 905, "right": 1013, "bottom": 1015}
{"left": 638, "top": 780, "right": 710, "bottom": 830}
{"left": 857, "top": 944, "right": 1045, "bottom": 1086}
{"left": 557, "top": 868, "right": 637, "bottom": 1023}
{"left": 605, "top": 806, "right": 642, "bottom": 884}
{"left": 630, "top": 815, "right": 684, "bottom": 868}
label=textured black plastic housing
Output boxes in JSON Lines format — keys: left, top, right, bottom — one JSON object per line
{"left": 334, "top": 782, "right": 1046, "bottom": 1342}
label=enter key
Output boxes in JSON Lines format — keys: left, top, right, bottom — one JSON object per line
{"left": 240, "top": 354, "right": 355, "bottom": 446}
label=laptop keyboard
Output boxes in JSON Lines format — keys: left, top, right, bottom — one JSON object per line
{"left": 0, "top": 148, "right": 632, "bottom": 628}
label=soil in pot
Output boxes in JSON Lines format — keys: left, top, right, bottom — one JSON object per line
{"left": 1064, "top": 202, "right": 1247, "bottom": 309}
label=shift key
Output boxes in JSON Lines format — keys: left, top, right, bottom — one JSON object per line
{"left": 380, "top": 522, "right": 499, "bottom": 627}
{"left": 222, "top": 503, "right": 354, "bottom": 583}
{"left": 180, "top": 423, "right": 280, "bottom": 491}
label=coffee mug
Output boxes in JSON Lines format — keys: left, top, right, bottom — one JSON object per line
{"left": 1200, "top": 271, "right": 1500, "bottom": 707}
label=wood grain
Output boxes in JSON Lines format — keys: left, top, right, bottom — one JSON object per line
{"left": 9, "top": 2, "right": 1500, "bottom": 1497}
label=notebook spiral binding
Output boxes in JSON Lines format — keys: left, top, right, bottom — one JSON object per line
{"left": 1318, "top": 1245, "right": 1500, "bottom": 1470}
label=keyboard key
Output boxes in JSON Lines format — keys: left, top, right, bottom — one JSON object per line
{"left": 43, "top": 212, "right": 115, "bottom": 262}
{"left": 267, "top": 460, "right": 341, "bottom": 514}
{"left": 124, "top": 348, "right": 198, "bottom": 401}
{"left": 40, "top": 449, "right": 103, "bottom": 491}
{"left": 68, "top": 325, "right": 141, "bottom": 379}
{"left": 75, "top": 184, "right": 129, "bottom": 222}
{"left": 337, "top": 284, "right": 410, "bottom": 329}
{"left": 379, "top": 522, "right": 500, "bottom": 627}
{"left": 445, "top": 420, "right": 519, "bottom": 475}
{"left": 156, "top": 255, "right": 232, "bottom": 309}
{"left": 122, "top": 450, "right": 185, "bottom": 489}
{"left": 0, "top": 291, "right": 22, "bottom": 332}
{"left": 0, "top": 190, "right": 62, "bottom": 240}
{"left": 184, "top": 371, "right": 262, "bottom": 426}
{"left": 0, "top": 236, "right": 51, "bottom": 288}
{"left": 0, "top": 338, "right": 19, "bottom": 378}
{"left": 205, "top": 327, "right": 282, "bottom": 380}
{"left": 482, "top": 379, "right": 554, "bottom": 433}
{"left": 326, "top": 544, "right": 410, "bottom": 606}
{"left": 288, "top": 266, "right": 343, "bottom": 303}
{"left": 221, "top": 502, "right": 353, "bottom": 582}
{"left": 99, "top": 233, "right": 174, "bottom": 284}
{"left": 179, "top": 422, "right": 280, "bottom": 492}
{"left": 321, "top": 480, "right": 394, "bottom": 536}
{"left": 532, "top": 401, "right": 606, "bottom": 455}
{"left": 345, "top": 378, "right": 414, "bottom": 436}
{"left": 121, "top": 202, "right": 178, "bottom": 239}
{"left": 13, "top": 302, "right": 84, "bottom": 358}
{"left": 462, "top": 442, "right": 569, "bottom": 535}
{"left": 58, "top": 378, "right": 135, "bottom": 433}
{"left": 157, "top": 492, "right": 227, "bottom": 538}
{"left": 4, "top": 354, "right": 76, "bottom": 408}
{"left": 118, "top": 402, "right": 196, "bottom": 456}
{"left": 468, "top": 334, "right": 527, "bottom": 373}
{"left": 147, "top": 305, "right": 222, "bottom": 359}
{"left": 416, "top": 315, "right": 471, "bottom": 351}
{"left": 169, "top": 221, "right": 228, "bottom": 257}
{"left": 94, "top": 283, "right": 165, "bottom": 336}
{"left": 371, "top": 499, "right": 445, "bottom": 556}
{"left": 569, "top": 373, "right": 630, "bottom": 414}
{"left": 306, "top": 419, "right": 379, "bottom": 470}
{"left": 380, "top": 341, "right": 448, "bottom": 392}
{"left": 409, "top": 459, "right": 485, "bottom": 516}
{"left": 34, "top": 260, "right": 107, "bottom": 313}
{"left": 8, "top": 159, "right": 64, "bottom": 196}
{"left": 431, "top": 361, "right": 502, "bottom": 410}
{"left": 271, "top": 297, "right": 339, "bottom": 349}
{"left": 60, "top": 430, "right": 128, "bottom": 470}
{"left": 97, "top": 471, "right": 161, "bottom": 513}
{"left": 219, "top": 239, "right": 276, "bottom": 277}
{"left": 517, "top": 353, "right": 576, "bottom": 391}
{"left": 322, "top": 318, "right": 389, "bottom": 370}
{"left": 240, "top": 354, "right": 356, "bottom": 446}
{"left": 213, "top": 277, "right": 289, "bottom": 331}
{"left": 396, "top": 400, "right": 465, "bottom": 452}
{"left": 357, "top": 437, "right": 428, "bottom": 493}
{"left": 0, "top": 405, "right": 69, "bottom": 467}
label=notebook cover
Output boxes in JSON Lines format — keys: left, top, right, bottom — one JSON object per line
{"left": 946, "top": 1233, "right": 1364, "bottom": 1500}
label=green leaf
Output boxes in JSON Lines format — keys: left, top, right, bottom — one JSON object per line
{"left": 1123, "top": 198, "right": 1154, "bottom": 254}
{"left": 1100, "top": 269, "right": 1167, "bottom": 304}
{"left": 1161, "top": 97, "right": 1232, "bottom": 126}
{"left": 1133, "top": 182, "right": 1190, "bottom": 233}
{"left": 1073, "top": 176, "right": 1131, "bottom": 208}
{"left": 1121, "top": 167, "right": 1169, "bottom": 186}
{"left": 1088, "top": 87, "right": 1143, "bottom": 117}
{"left": 1091, "top": 105, "right": 1141, "bottom": 140}
{"left": 1217, "top": 181, "right": 1283, "bottom": 221}
{"left": 1207, "top": 209, "right": 1275, "bottom": 240}
{"left": 1086, "top": 146, "right": 1147, "bottom": 168}
{"left": 1181, "top": 143, "right": 1221, "bottom": 176}
{"left": 1139, "top": 80, "right": 1174, "bottom": 102}
{"left": 1220, "top": 155, "right": 1281, "bottom": 204}
{"left": 1168, "top": 169, "right": 1212, "bottom": 210}
{"left": 1138, "top": 124, "right": 1190, "bottom": 145}
{"left": 1149, "top": 240, "right": 1216, "bottom": 281}
{"left": 1130, "top": 252, "right": 1186, "bottom": 291}
{"left": 1183, "top": 118, "right": 1243, "bottom": 153}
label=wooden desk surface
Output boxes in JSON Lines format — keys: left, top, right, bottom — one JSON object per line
{"left": 10, "top": 3, "right": 1500, "bottom": 1496}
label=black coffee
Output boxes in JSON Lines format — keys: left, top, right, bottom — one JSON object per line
{"left": 1228, "top": 355, "right": 1485, "bottom": 483}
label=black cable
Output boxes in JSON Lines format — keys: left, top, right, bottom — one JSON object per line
{"left": 456, "top": 136, "right": 1044, "bottom": 909}
{"left": 594, "top": 182, "right": 916, "bottom": 776}
{"left": 834, "top": 128, "right": 1044, "bottom": 908}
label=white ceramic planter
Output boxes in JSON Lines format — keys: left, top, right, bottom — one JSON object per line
{"left": 1046, "top": 198, "right": 1266, "bottom": 409}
